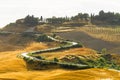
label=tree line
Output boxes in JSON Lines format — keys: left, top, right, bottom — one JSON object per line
{"left": 91, "top": 10, "right": 120, "bottom": 25}
{"left": 16, "top": 10, "right": 120, "bottom": 27}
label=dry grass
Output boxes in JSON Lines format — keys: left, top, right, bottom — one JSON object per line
{"left": 38, "top": 48, "right": 98, "bottom": 60}
{"left": 0, "top": 42, "right": 120, "bottom": 80}
{"left": 45, "top": 68, "right": 120, "bottom": 80}
{"left": 3, "top": 24, "right": 30, "bottom": 32}
{"left": 35, "top": 24, "right": 53, "bottom": 33}
{"left": 25, "top": 42, "right": 48, "bottom": 51}
{"left": 52, "top": 27, "right": 76, "bottom": 32}
{"left": 0, "top": 43, "right": 22, "bottom": 52}
{"left": 79, "top": 26, "right": 120, "bottom": 42}
{"left": 0, "top": 33, "right": 34, "bottom": 52}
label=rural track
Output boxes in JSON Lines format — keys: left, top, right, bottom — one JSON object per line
{"left": 19, "top": 35, "right": 80, "bottom": 59}
{"left": 19, "top": 35, "right": 90, "bottom": 69}
{"left": 56, "top": 31, "right": 120, "bottom": 53}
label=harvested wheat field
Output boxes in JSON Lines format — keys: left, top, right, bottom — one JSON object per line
{"left": 0, "top": 42, "right": 120, "bottom": 80}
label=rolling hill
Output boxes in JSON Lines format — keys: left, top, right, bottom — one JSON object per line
{"left": 0, "top": 42, "right": 120, "bottom": 80}
{"left": 0, "top": 20, "right": 120, "bottom": 80}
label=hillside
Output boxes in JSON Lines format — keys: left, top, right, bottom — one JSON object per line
{"left": 0, "top": 42, "right": 120, "bottom": 80}
{"left": 56, "top": 31, "right": 120, "bottom": 54}
{"left": 0, "top": 33, "right": 36, "bottom": 52}
{"left": 0, "top": 23, "right": 51, "bottom": 52}
{"left": 0, "top": 18, "right": 120, "bottom": 79}
{"left": 1, "top": 17, "right": 120, "bottom": 53}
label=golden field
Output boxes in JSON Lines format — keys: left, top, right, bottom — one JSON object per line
{"left": 38, "top": 47, "right": 99, "bottom": 60}
{"left": 0, "top": 42, "right": 120, "bottom": 80}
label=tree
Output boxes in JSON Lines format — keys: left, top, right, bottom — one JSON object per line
{"left": 91, "top": 10, "right": 120, "bottom": 25}
{"left": 24, "top": 15, "right": 39, "bottom": 27}
{"left": 99, "top": 10, "right": 105, "bottom": 16}
{"left": 40, "top": 16, "right": 43, "bottom": 21}
{"left": 71, "top": 13, "right": 89, "bottom": 22}
{"left": 46, "top": 17, "right": 66, "bottom": 24}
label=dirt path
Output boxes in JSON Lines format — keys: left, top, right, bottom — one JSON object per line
{"left": 56, "top": 31, "right": 120, "bottom": 53}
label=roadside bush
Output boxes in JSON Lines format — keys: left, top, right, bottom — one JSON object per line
{"left": 36, "top": 34, "right": 53, "bottom": 42}
{"left": 34, "top": 56, "right": 45, "bottom": 60}
{"left": 76, "top": 42, "right": 83, "bottom": 47}
{"left": 60, "top": 63, "right": 90, "bottom": 69}
{"left": 101, "top": 48, "right": 107, "bottom": 54}
{"left": 86, "top": 56, "right": 120, "bottom": 70}
{"left": 53, "top": 57, "right": 59, "bottom": 62}
{"left": 78, "top": 58, "right": 89, "bottom": 65}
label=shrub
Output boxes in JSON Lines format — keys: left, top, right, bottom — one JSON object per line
{"left": 101, "top": 48, "right": 107, "bottom": 54}
{"left": 34, "top": 56, "right": 45, "bottom": 60}
{"left": 52, "top": 34, "right": 56, "bottom": 38}
{"left": 36, "top": 34, "right": 53, "bottom": 42}
{"left": 59, "top": 62, "right": 90, "bottom": 69}
{"left": 86, "top": 56, "right": 120, "bottom": 70}
{"left": 53, "top": 58, "right": 59, "bottom": 62}
{"left": 78, "top": 58, "right": 90, "bottom": 65}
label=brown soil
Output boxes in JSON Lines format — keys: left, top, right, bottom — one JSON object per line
{"left": 56, "top": 31, "right": 120, "bottom": 54}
